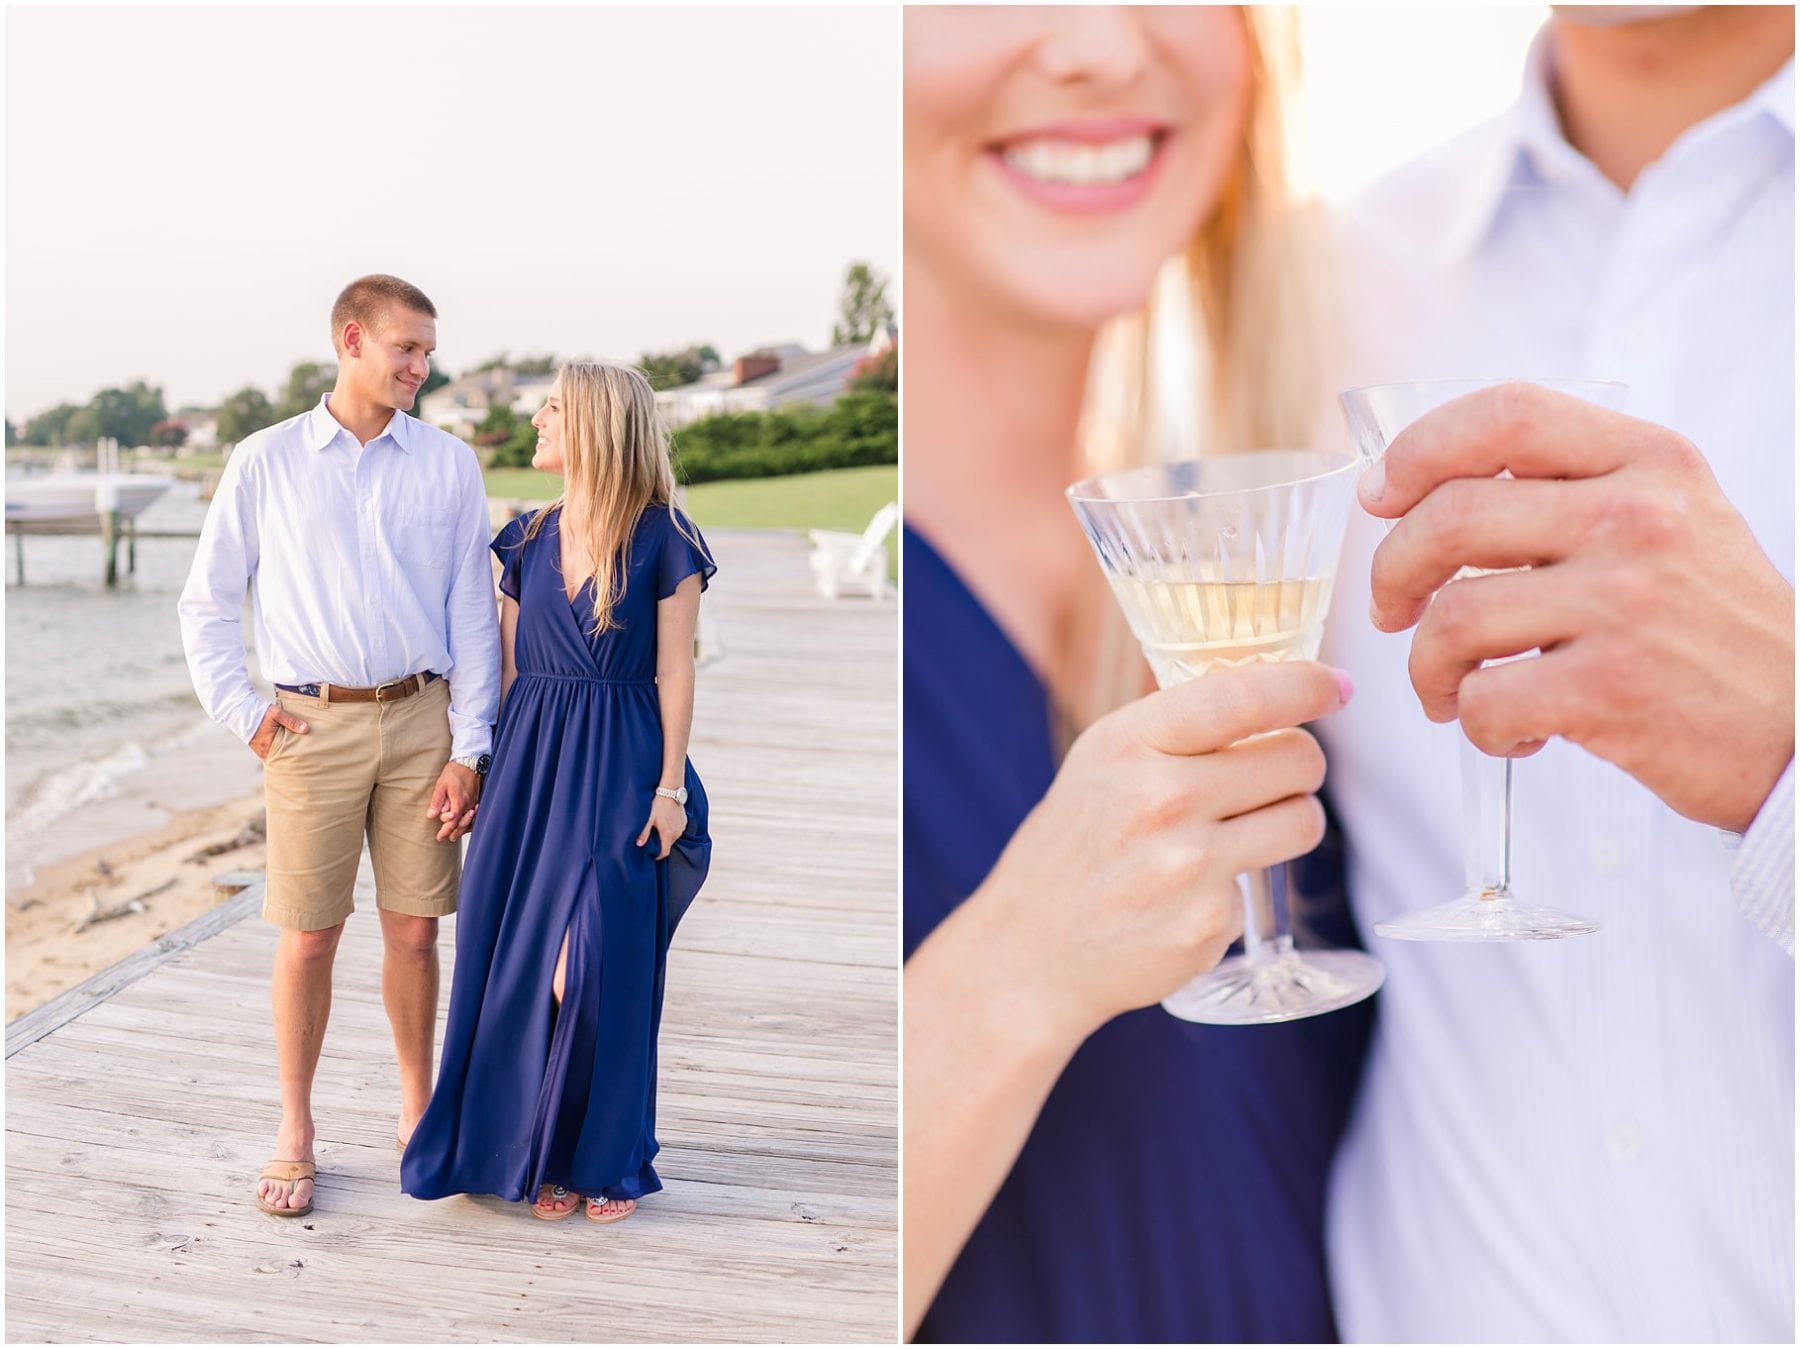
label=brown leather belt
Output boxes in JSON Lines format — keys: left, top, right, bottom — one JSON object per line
{"left": 275, "top": 672, "right": 439, "bottom": 704}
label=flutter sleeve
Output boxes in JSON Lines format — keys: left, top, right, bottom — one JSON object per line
{"left": 656, "top": 507, "right": 718, "bottom": 600}
{"left": 489, "top": 512, "right": 531, "bottom": 602}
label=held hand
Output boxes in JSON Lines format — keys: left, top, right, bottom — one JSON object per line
{"left": 250, "top": 704, "right": 309, "bottom": 761}
{"left": 427, "top": 763, "right": 482, "bottom": 842}
{"left": 966, "top": 661, "right": 1349, "bottom": 1045}
{"left": 1363, "top": 382, "right": 1795, "bottom": 833}
{"left": 637, "top": 796, "right": 686, "bottom": 861}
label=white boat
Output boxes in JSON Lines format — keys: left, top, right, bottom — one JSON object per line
{"left": 5, "top": 438, "right": 175, "bottom": 532}
{"left": 4, "top": 473, "right": 176, "bottom": 528}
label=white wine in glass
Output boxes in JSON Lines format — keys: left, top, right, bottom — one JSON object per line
{"left": 1068, "top": 450, "right": 1383, "bottom": 1025}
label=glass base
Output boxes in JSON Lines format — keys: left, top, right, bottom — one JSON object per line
{"left": 1161, "top": 949, "right": 1385, "bottom": 1025}
{"left": 1373, "top": 892, "right": 1600, "bottom": 942}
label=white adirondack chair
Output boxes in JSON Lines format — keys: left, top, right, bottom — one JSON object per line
{"left": 809, "top": 500, "right": 898, "bottom": 601}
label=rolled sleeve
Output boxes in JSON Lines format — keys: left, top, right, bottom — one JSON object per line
{"left": 1722, "top": 760, "right": 1794, "bottom": 957}
{"left": 177, "top": 450, "right": 269, "bottom": 744}
{"left": 442, "top": 451, "right": 501, "bottom": 761}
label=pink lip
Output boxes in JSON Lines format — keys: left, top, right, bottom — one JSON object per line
{"left": 987, "top": 120, "right": 1171, "bottom": 216}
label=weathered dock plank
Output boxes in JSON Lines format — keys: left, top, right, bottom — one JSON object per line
{"left": 4, "top": 528, "right": 898, "bottom": 1344}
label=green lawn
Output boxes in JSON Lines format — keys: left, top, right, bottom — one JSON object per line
{"left": 484, "top": 463, "right": 899, "bottom": 578}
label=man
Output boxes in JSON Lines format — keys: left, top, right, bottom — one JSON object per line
{"left": 1320, "top": 6, "right": 1793, "bottom": 1340}
{"left": 178, "top": 274, "right": 501, "bottom": 1218}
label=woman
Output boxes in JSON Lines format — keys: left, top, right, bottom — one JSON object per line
{"left": 401, "top": 362, "right": 715, "bottom": 1225}
{"left": 904, "top": 8, "right": 1372, "bottom": 1340}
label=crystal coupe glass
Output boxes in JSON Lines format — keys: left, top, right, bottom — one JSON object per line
{"left": 1068, "top": 449, "right": 1385, "bottom": 1024}
{"left": 1338, "top": 378, "right": 1628, "bottom": 941}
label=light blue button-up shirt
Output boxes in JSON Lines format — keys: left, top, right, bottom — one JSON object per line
{"left": 1319, "top": 35, "right": 1793, "bottom": 1343}
{"left": 178, "top": 394, "right": 500, "bottom": 760}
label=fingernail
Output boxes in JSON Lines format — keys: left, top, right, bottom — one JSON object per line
{"left": 1359, "top": 460, "right": 1386, "bottom": 505}
{"left": 1331, "top": 668, "right": 1355, "bottom": 705}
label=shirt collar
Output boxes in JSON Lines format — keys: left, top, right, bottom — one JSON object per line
{"left": 304, "top": 392, "right": 412, "bottom": 453}
{"left": 1435, "top": 31, "right": 1796, "bottom": 270}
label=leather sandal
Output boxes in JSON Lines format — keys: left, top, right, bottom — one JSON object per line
{"left": 532, "top": 1185, "right": 578, "bottom": 1221}
{"left": 585, "top": 1195, "right": 635, "bottom": 1225}
{"left": 256, "top": 1160, "right": 316, "bottom": 1218}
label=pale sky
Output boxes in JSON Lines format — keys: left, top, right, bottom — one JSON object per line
{"left": 6, "top": 4, "right": 1546, "bottom": 424}
{"left": 4, "top": 4, "right": 899, "bottom": 421}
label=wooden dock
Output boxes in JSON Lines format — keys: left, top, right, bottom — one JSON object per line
{"left": 4, "top": 528, "right": 898, "bottom": 1344}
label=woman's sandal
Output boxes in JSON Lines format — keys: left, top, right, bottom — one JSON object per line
{"left": 585, "top": 1195, "right": 636, "bottom": 1225}
{"left": 256, "top": 1161, "right": 316, "bottom": 1218}
{"left": 532, "top": 1185, "right": 579, "bottom": 1221}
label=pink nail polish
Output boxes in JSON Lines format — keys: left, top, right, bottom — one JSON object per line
{"left": 1332, "top": 668, "right": 1355, "bottom": 705}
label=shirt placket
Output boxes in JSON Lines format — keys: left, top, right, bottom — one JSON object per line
{"left": 357, "top": 440, "right": 390, "bottom": 680}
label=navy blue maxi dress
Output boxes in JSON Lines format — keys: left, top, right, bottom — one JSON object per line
{"left": 402, "top": 504, "right": 715, "bottom": 1205}
{"left": 905, "top": 527, "right": 1372, "bottom": 1343}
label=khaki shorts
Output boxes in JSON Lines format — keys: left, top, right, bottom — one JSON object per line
{"left": 261, "top": 676, "right": 461, "bottom": 931}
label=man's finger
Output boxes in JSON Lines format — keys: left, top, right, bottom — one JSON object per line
{"left": 1364, "top": 383, "right": 1638, "bottom": 519}
{"left": 1127, "top": 660, "right": 1349, "bottom": 757}
{"left": 276, "top": 709, "right": 310, "bottom": 734}
{"left": 1369, "top": 477, "right": 1586, "bottom": 631}
{"left": 1454, "top": 645, "right": 1603, "bottom": 757}
{"left": 1407, "top": 568, "right": 1589, "bottom": 721}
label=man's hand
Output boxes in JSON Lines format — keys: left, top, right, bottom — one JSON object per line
{"left": 427, "top": 763, "right": 482, "bottom": 842}
{"left": 250, "top": 704, "right": 309, "bottom": 761}
{"left": 1363, "top": 382, "right": 1794, "bottom": 834}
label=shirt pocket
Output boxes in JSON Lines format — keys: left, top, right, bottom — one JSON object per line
{"left": 388, "top": 504, "right": 460, "bottom": 572}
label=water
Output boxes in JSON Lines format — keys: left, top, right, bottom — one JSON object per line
{"left": 4, "top": 478, "right": 267, "bottom": 889}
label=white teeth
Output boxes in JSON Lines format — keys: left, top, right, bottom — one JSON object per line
{"left": 1003, "top": 134, "right": 1155, "bottom": 187}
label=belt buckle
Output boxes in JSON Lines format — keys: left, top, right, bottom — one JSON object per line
{"left": 374, "top": 677, "right": 408, "bottom": 704}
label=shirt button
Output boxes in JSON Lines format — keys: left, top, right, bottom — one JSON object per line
{"left": 1591, "top": 838, "right": 1629, "bottom": 875}
{"left": 1605, "top": 1122, "right": 1644, "bottom": 1162}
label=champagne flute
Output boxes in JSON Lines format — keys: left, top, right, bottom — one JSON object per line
{"left": 1067, "top": 449, "right": 1384, "bottom": 1024}
{"left": 1338, "top": 378, "right": 1628, "bottom": 941}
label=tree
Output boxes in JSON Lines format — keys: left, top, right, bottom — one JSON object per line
{"left": 512, "top": 354, "right": 557, "bottom": 377}
{"left": 849, "top": 342, "right": 898, "bottom": 394}
{"left": 639, "top": 344, "right": 718, "bottom": 392}
{"left": 3, "top": 419, "right": 14, "bottom": 448}
{"left": 473, "top": 403, "right": 540, "bottom": 469}
{"left": 66, "top": 381, "right": 166, "bottom": 447}
{"left": 22, "top": 403, "right": 83, "bottom": 446}
{"left": 216, "top": 386, "right": 276, "bottom": 446}
{"left": 832, "top": 262, "right": 894, "bottom": 346}
{"left": 418, "top": 367, "right": 450, "bottom": 401}
{"left": 274, "top": 360, "right": 336, "bottom": 421}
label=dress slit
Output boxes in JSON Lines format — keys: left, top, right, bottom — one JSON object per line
{"left": 526, "top": 857, "right": 603, "bottom": 1196}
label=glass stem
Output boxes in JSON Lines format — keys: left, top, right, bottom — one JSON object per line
{"left": 1460, "top": 737, "right": 1514, "bottom": 901}
{"left": 1241, "top": 865, "right": 1295, "bottom": 962}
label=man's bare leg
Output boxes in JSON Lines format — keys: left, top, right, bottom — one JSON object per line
{"left": 380, "top": 911, "right": 440, "bottom": 1145}
{"left": 262, "top": 921, "right": 345, "bottom": 1212}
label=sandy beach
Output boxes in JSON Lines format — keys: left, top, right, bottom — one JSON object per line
{"left": 5, "top": 788, "right": 267, "bottom": 1021}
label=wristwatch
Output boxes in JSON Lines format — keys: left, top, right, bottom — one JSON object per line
{"left": 453, "top": 754, "right": 492, "bottom": 776}
{"left": 655, "top": 785, "right": 689, "bottom": 806}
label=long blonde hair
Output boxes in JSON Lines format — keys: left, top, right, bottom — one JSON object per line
{"left": 1068, "top": 6, "right": 1327, "bottom": 727}
{"left": 521, "top": 361, "right": 709, "bottom": 634}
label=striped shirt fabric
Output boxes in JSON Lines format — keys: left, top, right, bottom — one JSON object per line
{"left": 1317, "top": 33, "right": 1794, "bottom": 1343}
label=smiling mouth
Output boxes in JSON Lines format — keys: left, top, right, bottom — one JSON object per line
{"left": 999, "top": 132, "right": 1161, "bottom": 188}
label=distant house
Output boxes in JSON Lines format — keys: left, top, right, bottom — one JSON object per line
{"left": 419, "top": 369, "right": 565, "bottom": 439}
{"left": 656, "top": 333, "right": 891, "bottom": 428}
{"left": 418, "top": 369, "right": 517, "bottom": 439}
{"left": 171, "top": 408, "right": 219, "bottom": 455}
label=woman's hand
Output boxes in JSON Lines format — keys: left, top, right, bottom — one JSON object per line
{"left": 637, "top": 795, "right": 687, "bottom": 860}
{"left": 964, "top": 659, "right": 1350, "bottom": 1047}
